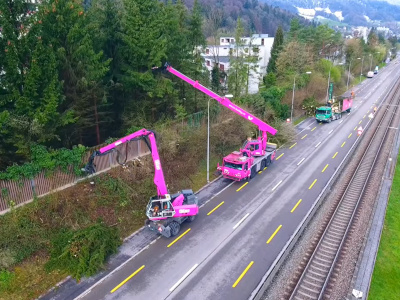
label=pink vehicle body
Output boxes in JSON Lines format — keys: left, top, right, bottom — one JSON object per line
{"left": 84, "top": 129, "right": 198, "bottom": 238}
{"left": 164, "top": 64, "right": 278, "bottom": 181}
{"left": 341, "top": 98, "right": 353, "bottom": 112}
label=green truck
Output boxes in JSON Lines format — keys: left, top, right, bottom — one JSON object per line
{"left": 316, "top": 97, "right": 353, "bottom": 123}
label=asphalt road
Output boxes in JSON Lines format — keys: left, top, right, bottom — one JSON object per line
{"left": 76, "top": 60, "right": 400, "bottom": 300}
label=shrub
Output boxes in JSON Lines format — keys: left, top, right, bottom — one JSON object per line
{"left": 46, "top": 223, "right": 121, "bottom": 280}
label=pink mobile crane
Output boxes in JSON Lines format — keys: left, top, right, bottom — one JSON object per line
{"left": 83, "top": 129, "right": 199, "bottom": 238}
{"left": 162, "top": 64, "right": 278, "bottom": 181}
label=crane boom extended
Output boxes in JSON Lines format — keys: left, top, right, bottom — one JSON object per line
{"left": 165, "top": 64, "right": 277, "bottom": 136}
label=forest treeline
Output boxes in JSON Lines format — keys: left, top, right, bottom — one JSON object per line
{"left": 0, "top": 0, "right": 214, "bottom": 169}
{"left": 0, "top": 0, "right": 398, "bottom": 172}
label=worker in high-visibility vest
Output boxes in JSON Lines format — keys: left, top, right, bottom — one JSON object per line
{"left": 351, "top": 90, "right": 355, "bottom": 99}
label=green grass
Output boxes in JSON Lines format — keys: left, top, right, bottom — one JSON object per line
{"left": 368, "top": 153, "right": 400, "bottom": 299}
{"left": 294, "top": 115, "right": 308, "bottom": 126}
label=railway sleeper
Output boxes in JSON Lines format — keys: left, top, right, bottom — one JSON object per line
{"left": 308, "top": 267, "right": 327, "bottom": 279}
{"left": 324, "top": 234, "right": 341, "bottom": 243}
{"left": 320, "top": 244, "right": 337, "bottom": 254}
{"left": 298, "top": 285, "right": 320, "bottom": 297}
{"left": 316, "top": 251, "right": 334, "bottom": 260}
{"left": 322, "top": 239, "right": 340, "bottom": 248}
{"left": 303, "top": 278, "right": 323, "bottom": 290}
{"left": 311, "top": 259, "right": 330, "bottom": 269}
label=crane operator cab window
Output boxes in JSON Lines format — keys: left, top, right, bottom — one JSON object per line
{"left": 148, "top": 199, "right": 175, "bottom": 218}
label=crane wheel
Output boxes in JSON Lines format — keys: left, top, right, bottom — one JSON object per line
{"left": 169, "top": 221, "right": 180, "bottom": 236}
{"left": 186, "top": 215, "right": 196, "bottom": 223}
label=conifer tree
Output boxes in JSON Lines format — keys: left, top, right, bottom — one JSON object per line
{"left": 0, "top": 0, "right": 65, "bottom": 163}
{"left": 267, "top": 25, "right": 284, "bottom": 73}
{"left": 39, "top": 0, "right": 110, "bottom": 146}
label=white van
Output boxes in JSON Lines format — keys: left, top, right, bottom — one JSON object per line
{"left": 367, "top": 71, "right": 374, "bottom": 78}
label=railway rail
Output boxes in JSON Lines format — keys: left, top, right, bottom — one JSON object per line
{"left": 288, "top": 78, "right": 400, "bottom": 300}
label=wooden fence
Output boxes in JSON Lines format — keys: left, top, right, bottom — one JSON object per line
{"left": 0, "top": 139, "right": 150, "bottom": 215}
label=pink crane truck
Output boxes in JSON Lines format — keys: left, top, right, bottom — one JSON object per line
{"left": 163, "top": 64, "right": 278, "bottom": 181}
{"left": 83, "top": 129, "right": 199, "bottom": 238}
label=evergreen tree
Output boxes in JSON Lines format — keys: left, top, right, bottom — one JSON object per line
{"left": 228, "top": 18, "right": 247, "bottom": 98}
{"left": 267, "top": 25, "right": 284, "bottom": 73}
{"left": 0, "top": 0, "right": 66, "bottom": 165}
{"left": 119, "top": 0, "right": 172, "bottom": 124}
{"left": 87, "top": 0, "right": 123, "bottom": 139}
{"left": 267, "top": 26, "right": 283, "bottom": 73}
{"left": 211, "top": 65, "right": 221, "bottom": 92}
{"left": 39, "top": 0, "right": 110, "bottom": 146}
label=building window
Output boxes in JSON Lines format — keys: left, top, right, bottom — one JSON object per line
{"left": 261, "top": 39, "right": 264, "bottom": 45}
{"left": 226, "top": 38, "right": 230, "bottom": 43}
{"left": 221, "top": 38, "right": 225, "bottom": 43}
{"left": 206, "top": 60, "right": 210, "bottom": 66}
{"left": 220, "top": 64, "right": 224, "bottom": 71}
{"left": 206, "top": 48, "right": 210, "bottom": 54}
{"left": 231, "top": 38, "right": 235, "bottom": 42}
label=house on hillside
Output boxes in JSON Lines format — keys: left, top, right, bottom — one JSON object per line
{"left": 202, "top": 34, "right": 274, "bottom": 94}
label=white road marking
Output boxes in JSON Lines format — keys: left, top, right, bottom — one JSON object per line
{"left": 169, "top": 264, "right": 199, "bottom": 292}
{"left": 315, "top": 142, "right": 321, "bottom": 148}
{"left": 297, "top": 158, "right": 305, "bottom": 166}
{"left": 339, "top": 120, "right": 343, "bottom": 124}
{"left": 271, "top": 180, "right": 283, "bottom": 191}
{"left": 328, "top": 129, "right": 333, "bottom": 134}
{"left": 233, "top": 213, "right": 250, "bottom": 230}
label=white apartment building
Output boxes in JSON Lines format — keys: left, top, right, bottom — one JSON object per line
{"left": 202, "top": 34, "right": 274, "bottom": 94}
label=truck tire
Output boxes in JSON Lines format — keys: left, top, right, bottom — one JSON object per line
{"left": 250, "top": 167, "right": 256, "bottom": 179}
{"left": 169, "top": 221, "right": 180, "bottom": 236}
{"left": 186, "top": 215, "right": 196, "bottom": 223}
{"left": 266, "top": 156, "right": 271, "bottom": 167}
{"left": 261, "top": 159, "right": 266, "bottom": 170}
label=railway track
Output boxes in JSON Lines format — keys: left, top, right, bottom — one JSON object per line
{"left": 288, "top": 79, "right": 400, "bottom": 300}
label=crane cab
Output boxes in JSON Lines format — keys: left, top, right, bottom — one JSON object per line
{"left": 146, "top": 194, "right": 175, "bottom": 220}
{"left": 241, "top": 138, "right": 265, "bottom": 157}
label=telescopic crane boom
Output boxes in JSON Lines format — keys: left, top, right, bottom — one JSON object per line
{"left": 163, "top": 63, "right": 277, "bottom": 155}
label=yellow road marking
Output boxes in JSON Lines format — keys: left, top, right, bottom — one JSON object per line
{"left": 332, "top": 152, "right": 338, "bottom": 159}
{"left": 236, "top": 182, "right": 248, "bottom": 192}
{"left": 341, "top": 142, "right": 346, "bottom": 147}
{"left": 354, "top": 126, "right": 357, "bottom": 131}
{"left": 359, "top": 120, "right": 362, "bottom": 124}
{"left": 276, "top": 153, "right": 284, "bottom": 160}
{"left": 311, "top": 127, "right": 317, "bottom": 131}
{"left": 322, "top": 164, "right": 329, "bottom": 173}
{"left": 263, "top": 167, "right": 267, "bottom": 171}
{"left": 291, "top": 199, "right": 302, "bottom": 213}
{"left": 258, "top": 171, "right": 262, "bottom": 174}
{"left": 309, "top": 179, "right": 317, "bottom": 190}
{"left": 319, "top": 122, "right": 322, "bottom": 125}
{"left": 167, "top": 228, "right": 191, "bottom": 248}
{"left": 348, "top": 133, "right": 352, "bottom": 138}
{"left": 267, "top": 225, "right": 283, "bottom": 244}
{"left": 289, "top": 143, "right": 297, "bottom": 149}
{"left": 232, "top": 261, "right": 254, "bottom": 288}
{"left": 207, "top": 202, "right": 224, "bottom": 216}
{"left": 301, "top": 134, "right": 308, "bottom": 139}
{"left": 110, "top": 265, "right": 145, "bottom": 293}
{"left": 363, "top": 115, "right": 366, "bottom": 119}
